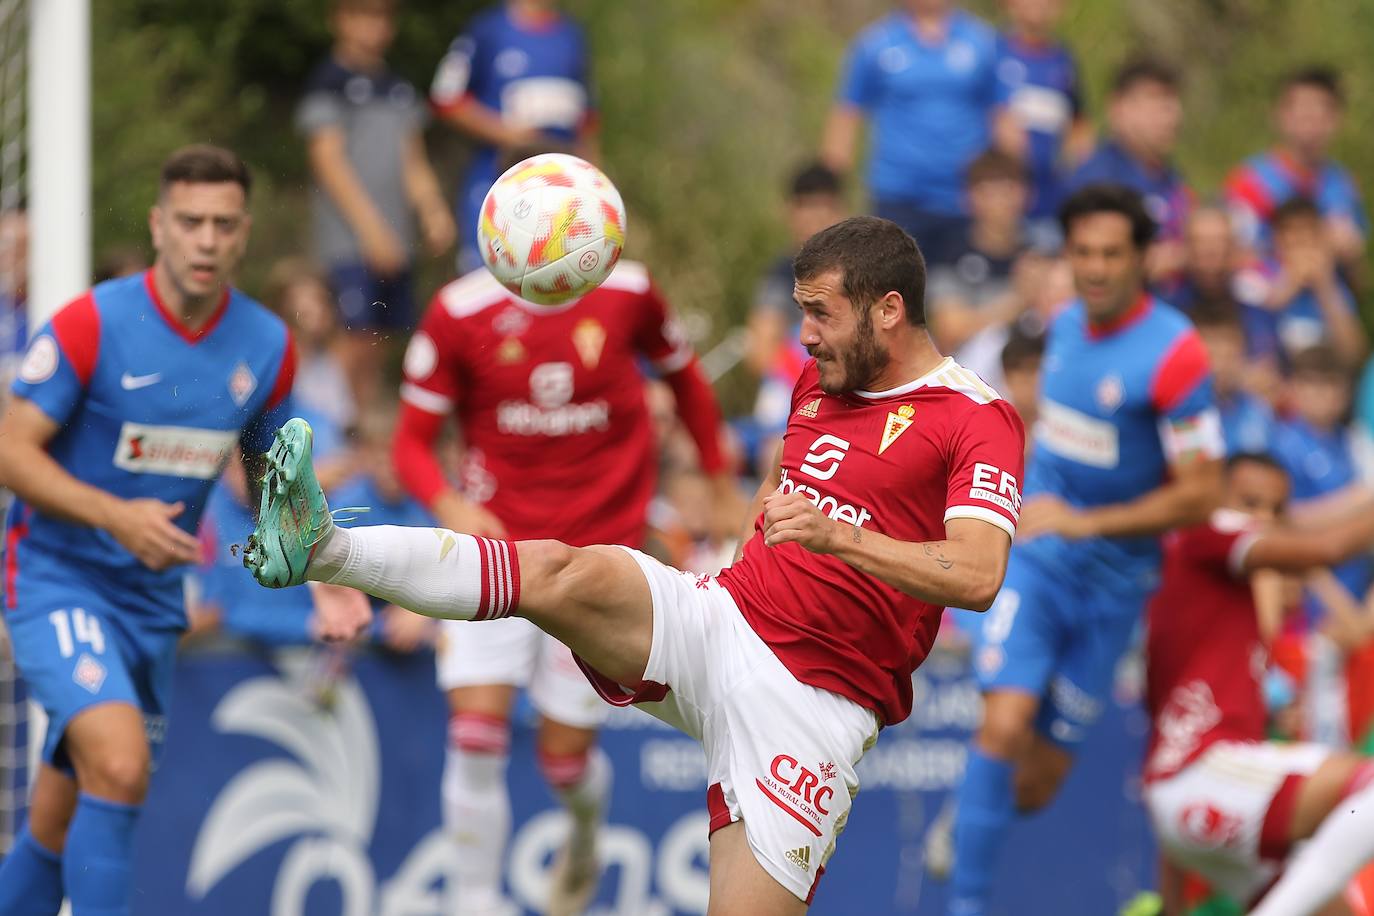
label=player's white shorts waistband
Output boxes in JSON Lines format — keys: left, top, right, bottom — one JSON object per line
{"left": 575, "top": 547, "right": 880, "bottom": 903}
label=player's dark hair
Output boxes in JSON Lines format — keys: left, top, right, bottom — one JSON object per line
{"left": 1058, "top": 183, "right": 1157, "bottom": 250}
{"left": 1111, "top": 56, "right": 1180, "bottom": 96}
{"left": 966, "top": 149, "right": 1027, "bottom": 187}
{"left": 793, "top": 216, "right": 927, "bottom": 327}
{"left": 789, "top": 162, "right": 843, "bottom": 200}
{"left": 1000, "top": 330, "right": 1044, "bottom": 375}
{"left": 160, "top": 144, "right": 252, "bottom": 199}
{"left": 1270, "top": 195, "right": 1323, "bottom": 231}
{"left": 1226, "top": 451, "right": 1288, "bottom": 479}
{"left": 1278, "top": 65, "right": 1344, "bottom": 106}
{"left": 1289, "top": 344, "right": 1348, "bottom": 381}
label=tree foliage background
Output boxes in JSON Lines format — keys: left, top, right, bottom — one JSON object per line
{"left": 90, "top": 0, "right": 1374, "bottom": 398}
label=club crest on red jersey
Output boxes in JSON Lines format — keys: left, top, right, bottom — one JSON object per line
{"left": 879, "top": 404, "right": 915, "bottom": 455}
{"left": 497, "top": 337, "right": 526, "bottom": 364}
{"left": 573, "top": 318, "right": 606, "bottom": 369}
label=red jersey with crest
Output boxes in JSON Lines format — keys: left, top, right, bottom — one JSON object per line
{"left": 717, "top": 357, "right": 1025, "bottom": 725}
{"left": 1144, "top": 510, "right": 1267, "bottom": 781}
{"left": 399, "top": 262, "right": 695, "bottom": 546}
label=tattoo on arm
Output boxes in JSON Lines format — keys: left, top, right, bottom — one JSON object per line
{"left": 922, "top": 542, "right": 954, "bottom": 571}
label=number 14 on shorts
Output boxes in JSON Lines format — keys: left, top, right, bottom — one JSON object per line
{"left": 49, "top": 608, "right": 106, "bottom": 658}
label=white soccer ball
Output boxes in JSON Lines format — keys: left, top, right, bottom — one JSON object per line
{"left": 477, "top": 153, "right": 627, "bottom": 306}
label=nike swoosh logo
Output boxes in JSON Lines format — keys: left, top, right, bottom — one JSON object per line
{"left": 120, "top": 372, "right": 162, "bottom": 390}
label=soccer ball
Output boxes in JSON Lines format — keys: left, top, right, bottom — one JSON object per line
{"left": 477, "top": 153, "right": 627, "bottom": 306}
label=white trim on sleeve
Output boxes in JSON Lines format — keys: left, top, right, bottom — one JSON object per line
{"left": 1228, "top": 531, "right": 1263, "bottom": 578}
{"left": 944, "top": 505, "right": 1017, "bottom": 540}
{"left": 400, "top": 382, "right": 453, "bottom": 415}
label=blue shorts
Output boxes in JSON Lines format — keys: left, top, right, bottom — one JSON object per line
{"left": 4, "top": 552, "right": 181, "bottom": 771}
{"left": 327, "top": 262, "right": 416, "bottom": 332}
{"left": 871, "top": 198, "right": 968, "bottom": 267}
{"left": 971, "top": 550, "right": 1145, "bottom": 749}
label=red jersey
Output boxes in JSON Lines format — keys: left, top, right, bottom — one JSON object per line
{"left": 1144, "top": 510, "right": 1267, "bottom": 781}
{"left": 717, "top": 358, "right": 1025, "bottom": 725}
{"left": 399, "top": 262, "right": 701, "bottom": 546}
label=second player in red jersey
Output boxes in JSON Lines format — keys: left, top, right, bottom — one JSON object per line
{"left": 1144, "top": 453, "right": 1374, "bottom": 915}
{"left": 392, "top": 259, "right": 733, "bottom": 916}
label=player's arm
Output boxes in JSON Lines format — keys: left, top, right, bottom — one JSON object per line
{"left": 1022, "top": 454, "right": 1222, "bottom": 541}
{"left": 819, "top": 38, "right": 877, "bottom": 175}
{"left": 0, "top": 396, "right": 200, "bottom": 570}
{"left": 1240, "top": 499, "right": 1374, "bottom": 574}
{"left": 763, "top": 503, "right": 1010, "bottom": 611}
{"left": 430, "top": 34, "right": 540, "bottom": 149}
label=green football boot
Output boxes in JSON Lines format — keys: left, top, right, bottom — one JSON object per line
{"left": 243, "top": 417, "right": 334, "bottom": 588}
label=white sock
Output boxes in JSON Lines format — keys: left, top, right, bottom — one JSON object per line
{"left": 307, "top": 526, "right": 519, "bottom": 621}
{"left": 1251, "top": 778, "right": 1374, "bottom": 916}
{"left": 443, "top": 727, "right": 512, "bottom": 911}
{"left": 543, "top": 747, "right": 612, "bottom": 847}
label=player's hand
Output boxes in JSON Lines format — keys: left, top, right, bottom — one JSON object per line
{"left": 109, "top": 499, "right": 202, "bottom": 571}
{"left": 1016, "top": 495, "right": 1097, "bottom": 541}
{"left": 358, "top": 221, "right": 409, "bottom": 277}
{"left": 433, "top": 491, "right": 508, "bottom": 539}
{"left": 1327, "top": 215, "right": 1366, "bottom": 263}
{"left": 307, "top": 582, "right": 373, "bottom": 643}
{"left": 420, "top": 202, "right": 457, "bottom": 257}
{"left": 761, "top": 490, "right": 837, "bottom": 554}
{"left": 379, "top": 604, "right": 436, "bottom": 653}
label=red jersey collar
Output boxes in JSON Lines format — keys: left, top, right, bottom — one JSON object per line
{"left": 144, "top": 269, "right": 231, "bottom": 345}
{"left": 1086, "top": 292, "right": 1152, "bottom": 340}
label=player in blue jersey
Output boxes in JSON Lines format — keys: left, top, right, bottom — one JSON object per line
{"left": 822, "top": 0, "right": 1008, "bottom": 267}
{"left": 430, "top": 0, "right": 596, "bottom": 271}
{"left": 992, "top": 0, "right": 1091, "bottom": 230}
{"left": 939, "top": 185, "right": 1224, "bottom": 916}
{"left": 0, "top": 146, "right": 364, "bottom": 916}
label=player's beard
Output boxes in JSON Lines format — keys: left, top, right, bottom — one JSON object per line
{"left": 815, "top": 313, "right": 889, "bottom": 395}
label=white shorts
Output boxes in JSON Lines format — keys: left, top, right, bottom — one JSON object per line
{"left": 436, "top": 617, "right": 609, "bottom": 730}
{"left": 1143, "top": 740, "right": 1330, "bottom": 902}
{"left": 579, "top": 548, "right": 881, "bottom": 903}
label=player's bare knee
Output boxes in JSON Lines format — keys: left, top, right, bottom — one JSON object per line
{"left": 78, "top": 748, "right": 151, "bottom": 804}
{"left": 977, "top": 704, "right": 1035, "bottom": 760}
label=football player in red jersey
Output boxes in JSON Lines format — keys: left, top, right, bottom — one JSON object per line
{"left": 1144, "top": 452, "right": 1374, "bottom": 916}
{"left": 392, "top": 258, "right": 736, "bottom": 915}
{"left": 252, "top": 215, "right": 1024, "bottom": 913}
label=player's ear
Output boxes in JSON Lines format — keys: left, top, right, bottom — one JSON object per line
{"left": 876, "top": 291, "right": 904, "bottom": 330}
{"left": 148, "top": 205, "right": 163, "bottom": 250}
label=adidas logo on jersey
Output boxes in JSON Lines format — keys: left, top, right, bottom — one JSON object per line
{"left": 785, "top": 846, "right": 812, "bottom": 872}
{"left": 797, "top": 397, "right": 821, "bottom": 419}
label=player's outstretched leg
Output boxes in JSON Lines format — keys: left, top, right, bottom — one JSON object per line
{"left": 245, "top": 418, "right": 655, "bottom": 686}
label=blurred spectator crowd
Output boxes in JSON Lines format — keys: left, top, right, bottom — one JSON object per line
{"left": 0, "top": 0, "right": 1371, "bottom": 807}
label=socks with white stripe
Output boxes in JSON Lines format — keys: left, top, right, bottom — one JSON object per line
{"left": 307, "top": 526, "right": 521, "bottom": 621}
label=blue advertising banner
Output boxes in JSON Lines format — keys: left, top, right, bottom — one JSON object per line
{"left": 129, "top": 643, "right": 1156, "bottom": 914}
